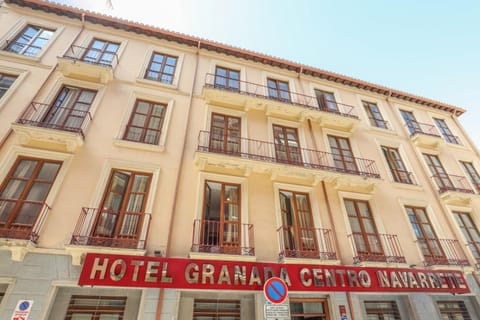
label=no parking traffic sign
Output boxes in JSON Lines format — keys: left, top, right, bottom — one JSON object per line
{"left": 11, "top": 300, "right": 33, "bottom": 320}
{"left": 263, "top": 277, "right": 288, "bottom": 304}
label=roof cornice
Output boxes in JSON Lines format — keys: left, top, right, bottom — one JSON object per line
{"left": 4, "top": 0, "right": 466, "bottom": 115}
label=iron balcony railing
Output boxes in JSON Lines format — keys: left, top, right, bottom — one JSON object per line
{"left": 431, "top": 173, "right": 475, "bottom": 194}
{"left": 63, "top": 44, "right": 119, "bottom": 69}
{"left": 205, "top": 73, "right": 359, "bottom": 119}
{"left": 70, "top": 207, "right": 151, "bottom": 250}
{"left": 391, "top": 169, "right": 416, "bottom": 185}
{"left": 16, "top": 102, "right": 92, "bottom": 139}
{"left": 442, "top": 133, "right": 462, "bottom": 145}
{"left": 0, "top": 202, "right": 50, "bottom": 243}
{"left": 197, "top": 131, "right": 381, "bottom": 179}
{"left": 405, "top": 120, "right": 441, "bottom": 138}
{"left": 278, "top": 225, "right": 337, "bottom": 260}
{"left": 348, "top": 233, "right": 406, "bottom": 264}
{"left": 368, "top": 117, "right": 391, "bottom": 130}
{"left": 421, "top": 238, "right": 469, "bottom": 267}
{"left": 191, "top": 219, "right": 255, "bottom": 256}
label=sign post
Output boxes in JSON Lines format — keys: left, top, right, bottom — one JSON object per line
{"left": 263, "top": 277, "right": 290, "bottom": 320}
{"left": 11, "top": 300, "right": 33, "bottom": 320}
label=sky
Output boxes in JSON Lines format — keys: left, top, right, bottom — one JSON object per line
{"left": 56, "top": 0, "right": 480, "bottom": 148}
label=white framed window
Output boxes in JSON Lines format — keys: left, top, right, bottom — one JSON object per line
{"left": 0, "top": 65, "right": 28, "bottom": 111}
{"left": 114, "top": 91, "right": 174, "bottom": 152}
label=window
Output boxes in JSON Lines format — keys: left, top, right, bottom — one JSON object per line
{"left": 363, "top": 101, "right": 388, "bottom": 129}
{"left": 144, "top": 52, "right": 178, "bottom": 84}
{"left": 400, "top": 110, "right": 421, "bottom": 136}
{"left": 82, "top": 38, "right": 119, "bottom": 66}
{"left": 214, "top": 67, "right": 239, "bottom": 91}
{"left": 91, "top": 169, "right": 151, "bottom": 245}
{"left": 201, "top": 181, "right": 241, "bottom": 253}
{"left": 209, "top": 113, "right": 241, "bottom": 154}
{"left": 364, "top": 301, "right": 401, "bottom": 320}
{"left": 5, "top": 25, "right": 54, "bottom": 56}
{"left": 279, "top": 190, "right": 317, "bottom": 257}
{"left": 453, "top": 212, "right": 480, "bottom": 263}
{"left": 0, "top": 157, "right": 61, "bottom": 240}
{"left": 193, "top": 299, "right": 240, "bottom": 320}
{"left": 406, "top": 206, "right": 446, "bottom": 263}
{"left": 437, "top": 301, "right": 471, "bottom": 320}
{"left": 328, "top": 135, "right": 357, "bottom": 173}
{"left": 423, "top": 154, "right": 453, "bottom": 192}
{"left": 65, "top": 295, "right": 126, "bottom": 319}
{"left": 434, "top": 118, "right": 459, "bottom": 144}
{"left": 273, "top": 125, "right": 302, "bottom": 164}
{"left": 315, "top": 89, "right": 338, "bottom": 112}
{"left": 0, "top": 73, "right": 17, "bottom": 99}
{"left": 267, "top": 78, "right": 290, "bottom": 102}
{"left": 123, "top": 100, "right": 167, "bottom": 145}
{"left": 381, "top": 146, "right": 413, "bottom": 184}
{"left": 461, "top": 161, "right": 480, "bottom": 192}
{"left": 289, "top": 298, "right": 330, "bottom": 320}
{"left": 345, "top": 199, "right": 384, "bottom": 260}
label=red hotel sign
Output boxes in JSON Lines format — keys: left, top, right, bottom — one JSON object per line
{"left": 79, "top": 253, "right": 470, "bottom": 293}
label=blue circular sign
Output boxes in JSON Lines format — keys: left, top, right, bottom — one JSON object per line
{"left": 19, "top": 300, "right": 30, "bottom": 311}
{"left": 264, "top": 277, "right": 288, "bottom": 304}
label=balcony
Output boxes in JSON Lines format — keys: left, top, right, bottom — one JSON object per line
{"left": 12, "top": 102, "right": 92, "bottom": 152}
{"left": 203, "top": 74, "right": 360, "bottom": 131}
{"left": 405, "top": 121, "right": 443, "bottom": 148}
{"left": 57, "top": 45, "right": 118, "bottom": 83}
{"left": 0, "top": 202, "right": 50, "bottom": 244}
{"left": 278, "top": 226, "right": 337, "bottom": 261}
{"left": 466, "top": 241, "right": 480, "bottom": 269}
{"left": 191, "top": 219, "right": 254, "bottom": 256}
{"left": 432, "top": 173, "right": 476, "bottom": 205}
{"left": 195, "top": 131, "right": 380, "bottom": 190}
{"left": 348, "top": 233, "right": 406, "bottom": 264}
{"left": 421, "top": 238, "right": 469, "bottom": 267}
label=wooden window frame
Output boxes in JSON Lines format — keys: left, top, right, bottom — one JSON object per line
{"left": 214, "top": 66, "right": 240, "bottom": 91}
{"left": 0, "top": 73, "right": 17, "bottom": 99}
{"left": 364, "top": 301, "right": 401, "bottom": 320}
{"left": 209, "top": 113, "right": 241, "bottom": 154}
{"left": 273, "top": 124, "right": 302, "bottom": 165}
{"left": 381, "top": 146, "right": 413, "bottom": 184}
{"left": 65, "top": 295, "right": 127, "bottom": 319}
{"left": 400, "top": 110, "right": 420, "bottom": 135}
{"left": 315, "top": 89, "right": 338, "bottom": 112}
{"left": 123, "top": 99, "right": 167, "bottom": 145}
{"left": 453, "top": 211, "right": 480, "bottom": 261}
{"left": 328, "top": 135, "right": 358, "bottom": 172}
{"left": 460, "top": 161, "right": 480, "bottom": 192}
{"left": 434, "top": 118, "right": 459, "bottom": 144}
{"left": 267, "top": 78, "right": 291, "bottom": 102}
{"left": 144, "top": 52, "right": 178, "bottom": 84}
{"left": 5, "top": 24, "right": 54, "bottom": 56}
{"left": 423, "top": 153, "right": 453, "bottom": 191}
{"left": 363, "top": 101, "right": 388, "bottom": 129}
{"left": 82, "top": 38, "right": 120, "bottom": 66}
{"left": 437, "top": 301, "right": 471, "bottom": 320}
{"left": 289, "top": 298, "right": 330, "bottom": 319}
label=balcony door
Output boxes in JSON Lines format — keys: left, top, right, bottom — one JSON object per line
{"left": 453, "top": 212, "right": 480, "bottom": 262}
{"left": 423, "top": 154, "right": 453, "bottom": 191}
{"left": 209, "top": 113, "right": 241, "bottom": 154}
{"left": 202, "top": 181, "right": 241, "bottom": 252}
{"left": 315, "top": 90, "right": 338, "bottom": 112}
{"left": 92, "top": 170, "right": 151, "bottom": 243}
{"left": 273, "top": 125, "right": 302, "bottom": 164}
{"left": 0, "top": 157, "right": 61, "bottom": 237}
{"left": 279, "top": 190, "right": 317, "bottom": 257}
{"left": 328, "top": 135, "right": 357, "bottom": 173}
{"left": 43, "top": 86, "right": 96, "bottom": 131}
{"left": 406, "top": 206, "right": 446, "bottom": 263}
{"left": 345, "top": 199, "right": 384, "bottom": 260}
{"left": 267, "top": 78, "right": 290, "bottom": 102}
{"left": 400, "top": 110, "right": 421, "bottom": 135}
{"left": 82, "top": 38, "right": 119, "bottom": 66}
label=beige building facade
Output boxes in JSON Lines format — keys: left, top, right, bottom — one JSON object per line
{"left": 0, "top": 1, "right": 480, "bottom": 319}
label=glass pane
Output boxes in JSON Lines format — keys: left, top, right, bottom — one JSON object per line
{"left": 166, "top": 56, "right": 177, "bottom": 65}
{"left": 13, "top": 160, "right": 37, "bottom": 178}
{"left": 126, "top": 127, "right": 142, "bottom": 141}
{"left": 14, "top": 202, "right": 41, "bottom": 224}
{"left": 25, "top": 182, "right": 50, "bottom": 201}
{"left": 132, "top": 114, "right": 147, "bottom": 127}
{"left": 131, "top": 175, "right": 150, "bottom": 192}
{"left": 1, "top": 180, "right": 26, "bottom": 199}
{"left": 37, "top": 162, "right": 61, "bottom": 181}
{"left": 152, "top": 104, "right": 165, "bottom": 116}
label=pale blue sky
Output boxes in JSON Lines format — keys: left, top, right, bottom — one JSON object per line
{"left": 58, "top": 0, "right": 480, "bottom": 147}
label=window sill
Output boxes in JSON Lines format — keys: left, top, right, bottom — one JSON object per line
{"left": 391, "top": 181, "right": 423, "bottom": 191}
{"left": 113, "top": 139, "right": 165, "bottom": 152}
{"left": 136, "top": 77, "right": 178, "bottom": 91}
{"left": 0, "top": 50, "right": 45, "bottom": 66}
{"left": 369, "top": 125, "right": 398, "bottom": 136}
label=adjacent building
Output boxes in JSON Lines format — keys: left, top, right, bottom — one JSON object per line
{"left": 0, "top": 0, "right": 480, "bottom": 319}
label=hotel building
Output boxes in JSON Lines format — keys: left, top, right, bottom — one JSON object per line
{"left": 0, "top": 0, "right": 480, "bottom": 319}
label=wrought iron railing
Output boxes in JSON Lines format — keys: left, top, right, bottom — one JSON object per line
{"left": 348, "top": 233, "right": 406, "bottom": 264}
{"left": 0, "top": 202, "right": 50, "bottom": 243}
{"left": 197, "top": 131, "right": 381, "bottom": 178}
{"left": 16, "top": 102, "right": 92, "bottom": 139}
{"left": 421, "top": 238, "right": 469, "bottom": 267}
{"left": 278, "top": 225, "right": 337, "bottom": 260}
{"left": 191, "top": 219, "right": 255, "bottom": 256}
{"left": 205, "top": 73, "right": 359, "bottom": 119}
{"left": 431, "top": 173, "right": 475, "bottom": 194}
{"left": 405, "top": 120, "right": 441, "bottom": 137}
{"left": 63, "top": 44, "right": 119, "bottom": 68}
{"left": 70, "top": 207, "right": 151, "bottom": 249}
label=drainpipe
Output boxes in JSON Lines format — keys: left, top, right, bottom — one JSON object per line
{"left": 155, "top": 41, "right": 201, "bottom": 320}
{"left": 0, "top": 12, "right": 86, "bottom": 150}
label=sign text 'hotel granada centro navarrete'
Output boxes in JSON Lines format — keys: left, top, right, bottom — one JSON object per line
{"left": 79, "top": 253, "right": 470, "bottom": 294}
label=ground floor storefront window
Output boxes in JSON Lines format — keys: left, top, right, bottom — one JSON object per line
{"left": 289, "top": 298, "right": 330, "bottom": 320}
{"left": 437, "top": 301, "right": 471, "bottom": 320}
{"left": 193, "top": 299, "right": 241, "bottom": 320}
{"left": 65, "top": 295, "right": 126, "bottom": 319}
{"left": 364, "top": 301, "right": 401, "bottom": 320}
